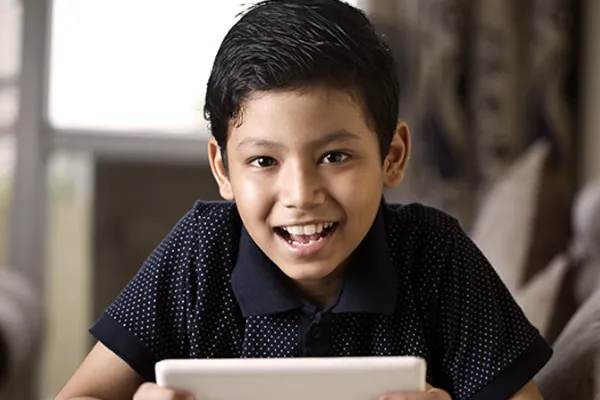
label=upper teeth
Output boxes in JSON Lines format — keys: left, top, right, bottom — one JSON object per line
{"left": 282, "top": 222, "right": 334, "bottom": 235}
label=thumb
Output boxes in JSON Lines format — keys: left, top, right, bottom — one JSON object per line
{"left": 426, "top": 387, "right": 452, "bottom": 400}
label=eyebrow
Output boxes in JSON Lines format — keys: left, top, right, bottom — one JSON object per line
{"left": 235, "top": 129, "right": 362, "bottom": 150}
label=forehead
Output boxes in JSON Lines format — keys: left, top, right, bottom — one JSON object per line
{"left": 228, "top": 86, "right": 374, "bottom": 147}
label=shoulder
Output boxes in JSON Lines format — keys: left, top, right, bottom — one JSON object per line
{"left": 384, "top": 202, "right": 458, "bottom": 229}
{"left": 189, "top": 200, "right": 242, "bottom": 265}
{"left": 187, "top": 200, "right": 240, "bottom": 229}
{"left": 92, "top": 200, "right": 244, "bottom": 373}
{"left": 163, "top": 200, "right": 242, "bottom": 268}
{"left": 172, "top": 200, "right": 241, "bottom": 244}
{"left": 383, "top": 202, "right": 460, "bottom": 251}
{"left": 119, "top": 200, "right": 241, "bottom": 284}
{"left": 382, "top": 202, "right": 470, "bottom": 294}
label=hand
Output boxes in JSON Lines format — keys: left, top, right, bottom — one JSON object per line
{"left": 133, "top": 382, "right": 196, "bottom": 400}
{"left": 379, "top": 384, "right": 451, "bottom": 400}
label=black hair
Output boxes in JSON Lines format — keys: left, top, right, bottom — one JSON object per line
{"left": 204, "top": 0, "right": 401, "bottom": 162}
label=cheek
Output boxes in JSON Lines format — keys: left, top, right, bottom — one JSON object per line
{"left": 327, "top": 162, "right": 384, "bottom": 198}
{"left": 230, "top": 171, "right": 274, "bottom": 218}
{"left": 327, "top": 164, "right": 383, "bottom": 220}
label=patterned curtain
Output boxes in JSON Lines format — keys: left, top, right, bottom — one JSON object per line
{"left": 363, "top": 0, "right": 579, "bottom": 229}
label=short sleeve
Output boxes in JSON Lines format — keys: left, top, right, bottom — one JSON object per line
{"left": 435, "top": 221, "right": 553, "bottom": 400}
{"left": 89, "top": 209, "right": 199, "bottom": 382}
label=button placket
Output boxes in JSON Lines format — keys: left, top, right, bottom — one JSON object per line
{"left": 310, "top": 324, "right": 322, "bottom": 340}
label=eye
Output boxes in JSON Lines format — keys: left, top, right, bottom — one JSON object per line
{"left": 249, "top": 156, "right": 277, "bottom": 168}
{"left": 321, "top": 151, "right": 349, "bottom": 164}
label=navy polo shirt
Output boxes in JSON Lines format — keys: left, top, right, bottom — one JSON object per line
{"left": 90, "top": 200, "right": 552, "bottom": 400}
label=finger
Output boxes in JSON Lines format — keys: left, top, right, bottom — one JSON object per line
{"left": 379, "top": 394, "right": 428, "bottom": 400}
{"left": 379, "top": 390, "right": 430, "bottom": 400}
{"left": 426, "top": 388, "right": 452, "bottom": 400}
{"left": 133, "top": 382, "right": 196, "bottom": 400}
{"left": 379, "top": 388, "right": 451, "bottom": 400}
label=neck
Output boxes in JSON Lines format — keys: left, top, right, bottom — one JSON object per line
{"left": 292, "top": 269, "right": 344, "bottom": 309}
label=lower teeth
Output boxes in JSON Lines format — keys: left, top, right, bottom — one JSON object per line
{"left": 288, "top": 236, "right": 323, "bottom": 246}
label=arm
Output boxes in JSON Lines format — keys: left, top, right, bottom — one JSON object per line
{"left": 511, "top": 380, "right": 543, "bottom": 400}
{"left": 54, "top": 342, "right": 195, "bottom": 400}
{"left": 54, "top": 342, "right": 143, "bottom": 400}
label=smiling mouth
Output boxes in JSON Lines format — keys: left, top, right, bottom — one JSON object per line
{"left": 274, "top": 222, "right": 339, "bottom": 246}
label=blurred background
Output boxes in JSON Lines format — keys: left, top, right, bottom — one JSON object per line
{"left": 1, "top": 0, "right": 599, "bottom": 399}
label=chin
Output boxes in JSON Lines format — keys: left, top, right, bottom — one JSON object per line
{"left": 279, "top": 263, "right": 340, "bottom": 283}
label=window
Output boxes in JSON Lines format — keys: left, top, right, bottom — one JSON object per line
{"left": 49, "top": 1, "right": 261, "bottom": 133}
{"left": 48, "top": 0, "right": 360, "bottom": 134}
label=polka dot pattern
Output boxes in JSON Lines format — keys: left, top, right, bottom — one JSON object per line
{"left": 92, "top": 201, "right": 551, "bottom": 400}
{"left": 241, "top": 315, "right": 299, "bottom": 358}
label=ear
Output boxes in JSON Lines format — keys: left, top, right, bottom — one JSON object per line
{"left": 208, "top": 137, "right": 234, "bottom": 200}
{"left": 383, "top": 120, "right": 411, "bottom": 189}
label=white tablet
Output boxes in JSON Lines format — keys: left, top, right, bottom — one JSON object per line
{"left": 155, "top": 356, "right": 426, "bottom": 400}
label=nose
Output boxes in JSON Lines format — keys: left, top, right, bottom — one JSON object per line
{"left": 279, "top": 161, "right": 326, "bottom": 209}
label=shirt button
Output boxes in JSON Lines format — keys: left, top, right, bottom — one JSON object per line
{"left": 311, "top": 325, "right": 322, "bottom": 340}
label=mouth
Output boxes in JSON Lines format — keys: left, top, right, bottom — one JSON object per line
{"left": 274, "top": 222, "right": 339, "bottom": 247}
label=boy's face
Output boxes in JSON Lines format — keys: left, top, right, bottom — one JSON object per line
{"left": 209, "top": 86, "right": 409, "bottom": 296}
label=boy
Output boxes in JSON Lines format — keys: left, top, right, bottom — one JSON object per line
{"left": 55, "top": 1, "right": 552, "bottom": 399}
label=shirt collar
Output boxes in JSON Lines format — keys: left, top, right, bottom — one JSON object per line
{"left": 230, "top": 201, "right": 398, "bottom": 317}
